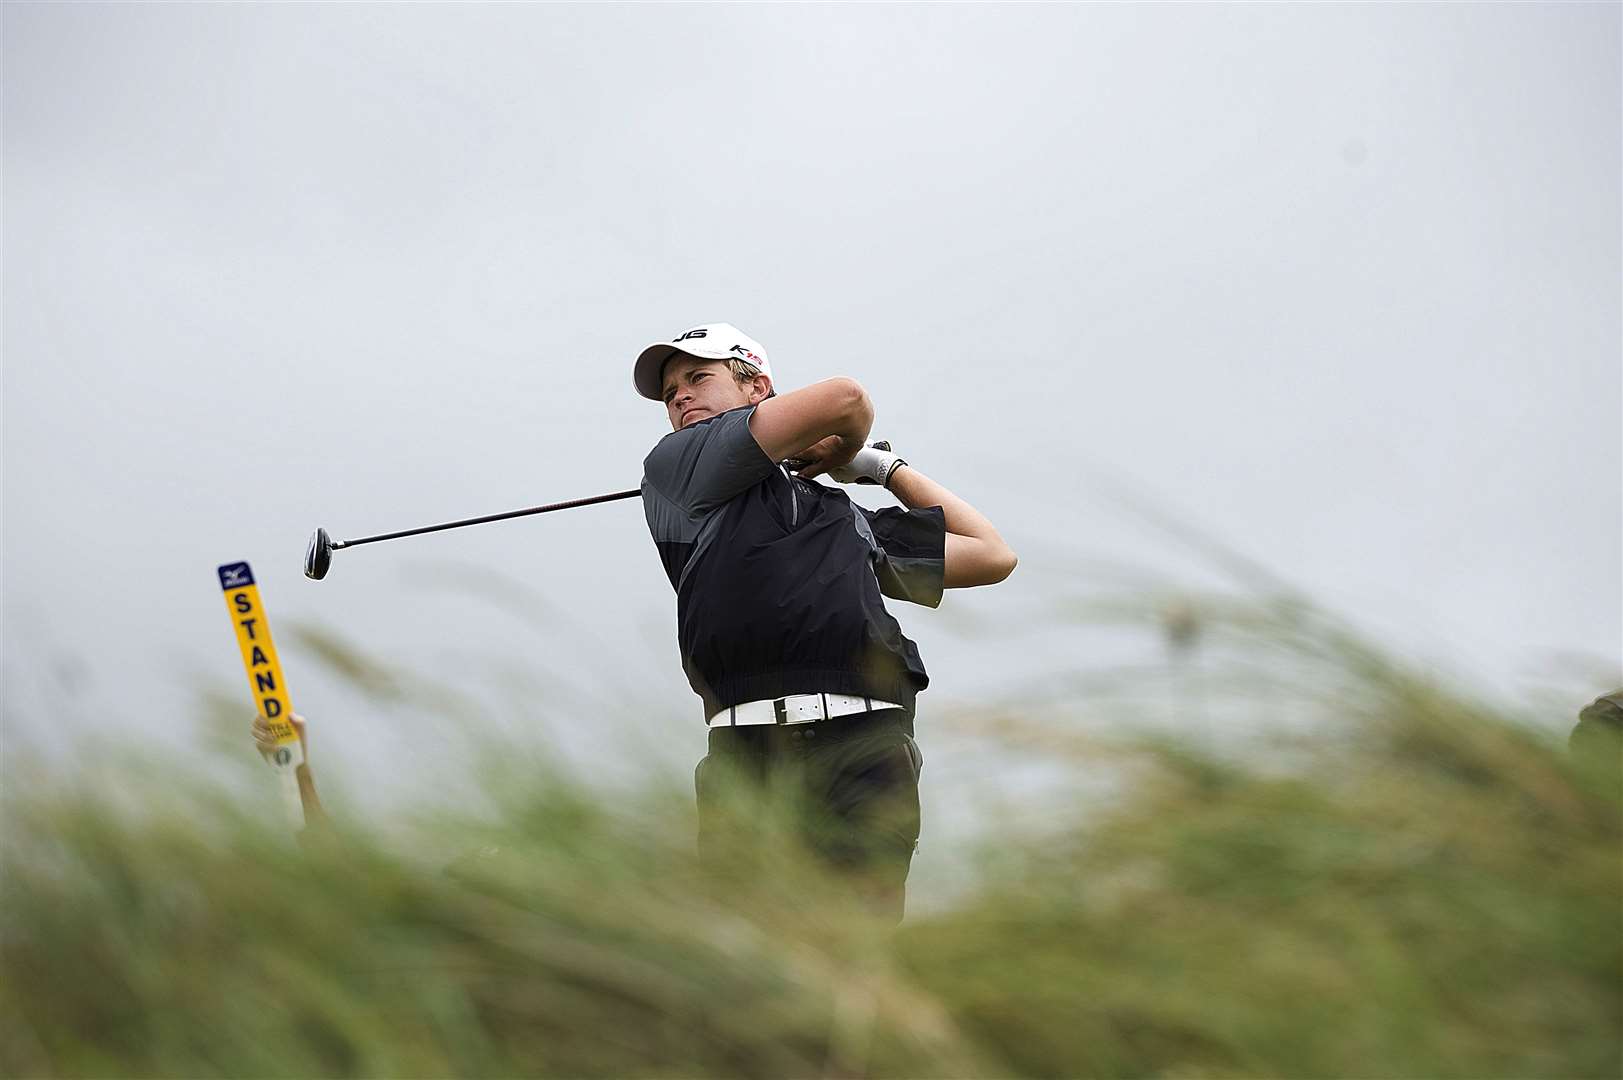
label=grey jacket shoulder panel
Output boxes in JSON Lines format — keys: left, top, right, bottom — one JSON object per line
{"left": 641, "top": 406, "right": 775, "bottom": 516}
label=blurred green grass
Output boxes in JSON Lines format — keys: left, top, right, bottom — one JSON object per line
{"left": 3, "top": 595, "right": 1619, "bottom": 1078}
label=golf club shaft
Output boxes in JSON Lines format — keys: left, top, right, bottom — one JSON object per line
{"left": 333, "top": 488, "right": 642, "bottom": 550}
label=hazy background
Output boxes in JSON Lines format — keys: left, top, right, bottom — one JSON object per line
{"left": 4, "top": 5, "right": 1618, "bottom": 847}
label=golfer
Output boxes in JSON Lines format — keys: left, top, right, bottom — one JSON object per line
{"left": 634, "top": 323, "right": 1016, "bottom": 921}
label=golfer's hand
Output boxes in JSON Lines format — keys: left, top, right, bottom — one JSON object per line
{"left": 828, "top": 441, "right": 907, "bottom": 488}
{"left": 252, "top": 712, "right": 307, "bottom": 763}
{"left": 790, "top": 434, "right": 862, "bottom": 479}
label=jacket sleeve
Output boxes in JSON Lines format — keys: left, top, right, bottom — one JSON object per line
{"left": 641, "top": 407, "right": 776, "bottom": 515}
{"left": 855, "top": 503, "right": 946, "bottom": 609}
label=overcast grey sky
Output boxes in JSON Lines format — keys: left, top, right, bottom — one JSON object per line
{"left": 4, "top": 5, "right": 1619, "bottom": 830}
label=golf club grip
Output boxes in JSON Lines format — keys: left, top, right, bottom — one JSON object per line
{"left": 340, "top": 488, "right": 643, "bottom": 549}
{"left": 783, "top": 442, "right": 888, "bottom": 474}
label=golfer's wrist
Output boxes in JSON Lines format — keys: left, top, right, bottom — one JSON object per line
{"left": 882, "top": 460, "right": 909, "bottom": 490}
{"left": 827, "top": 441, "right": 905, "bottom": 486}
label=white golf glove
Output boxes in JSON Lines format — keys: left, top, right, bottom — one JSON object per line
{"left": 829, "top": 441, "right": 908, "bottom": 488}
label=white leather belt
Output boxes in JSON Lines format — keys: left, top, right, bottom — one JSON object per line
{"left": 708, "top": 693, "right": 902, "bottom": 727}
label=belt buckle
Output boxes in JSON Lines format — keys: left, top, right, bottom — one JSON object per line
{"left": 773, "top": 698, "right": 789, "bottom": 725}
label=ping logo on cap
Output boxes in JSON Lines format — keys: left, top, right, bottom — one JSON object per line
{"left": 634, "top": 321, "right": 773, "bottom": 402}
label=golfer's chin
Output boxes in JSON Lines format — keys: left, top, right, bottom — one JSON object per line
{"left": 679, "top": 410, "right": 709, "bottom": 428}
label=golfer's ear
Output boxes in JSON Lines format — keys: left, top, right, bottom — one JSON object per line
{"left": 748, "top": 377, "right": 871, "bottom": 463}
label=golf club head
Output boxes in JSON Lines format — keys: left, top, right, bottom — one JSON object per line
{"left": 304, "top": 528, "right": 333, "bottom": 580}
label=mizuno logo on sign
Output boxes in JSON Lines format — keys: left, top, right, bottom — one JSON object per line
{"left": 217, "top": 563, "right": 254, "bottom": 589}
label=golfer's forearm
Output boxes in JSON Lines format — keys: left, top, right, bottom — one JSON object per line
{"left": 759, "top": 378, "right": 873, "bottom": 463}
{"left": 889, "top": 466, "right": 1016, "bottom": 587}
{"left": 889, "top": 466, "right": 1009, "bottom": 547}
{"left": 833, "top": 382, "right": 875, "bottom": 448}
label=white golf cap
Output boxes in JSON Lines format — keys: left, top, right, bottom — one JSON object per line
{"left": 633, "top": 323, "right": 773, "bottom": 401}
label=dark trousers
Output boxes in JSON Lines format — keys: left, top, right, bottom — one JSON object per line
{"left": 694, "top": 708, "right": 923, "bottom": 924}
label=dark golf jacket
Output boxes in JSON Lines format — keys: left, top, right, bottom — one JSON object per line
{"left": 641, "top": 406, "right": 945, "bottom": 721}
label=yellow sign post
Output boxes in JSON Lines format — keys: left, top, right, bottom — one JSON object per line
{"left": 217, "top": 561, "right": 305, "bottom": 827}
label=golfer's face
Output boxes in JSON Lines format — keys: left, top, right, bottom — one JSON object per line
{"left": 662, "top": 357, "right": 749, "bottom": 431}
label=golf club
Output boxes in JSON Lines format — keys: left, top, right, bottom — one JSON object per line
{"left": 302, "top": 445, "right": 879, "bottom": 580}
{"left": 305, "top": 487, "right": 642, "bottom": 580}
